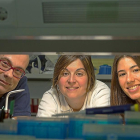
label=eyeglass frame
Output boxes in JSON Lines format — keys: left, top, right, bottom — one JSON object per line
{"left": 0, "top": 59, "right": 25, "bottom": 79}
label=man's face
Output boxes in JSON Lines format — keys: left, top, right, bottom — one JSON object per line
{"left": 0, "top": 55, "right": 29, "bottom": 97}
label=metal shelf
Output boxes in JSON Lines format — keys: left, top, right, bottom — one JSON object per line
{"left": 1, "top": 36, "right": 140, "bottom": 54}
{"left": 96, "top": 74, "right": 112, "bottom": 80}
{"left": 26, "top": 74, "right": 112, "bottom": 80}
{"left": 26, "top": 74, "right": 53, "bottom": 79}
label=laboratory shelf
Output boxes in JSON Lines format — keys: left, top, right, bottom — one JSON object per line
{"left": 26, "top": 74, "right": 112, "bottom": 80}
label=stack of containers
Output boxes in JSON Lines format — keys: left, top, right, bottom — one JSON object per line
{"left": 68, "top": 114, "right": 122, "bottom": 138}
{"left": 17, "top": 117, "right": 69, "bottom": 139}
{"left": 1, "top": 111, "right": 140, "bottom": 139}
{"left": 82, "top": 111, "right": 140, "bottom": 140}
{"left": 125, "top": 111, "right": 140, "bottom": 125}
{"left": 0, "top": 135, "right": 36, "bottom": 140}
{"left": 83, "top": 123, "right": 140, "bottom": 140}
{"left": 0, "top": 119, "right": 17, "bottom": 135}
{"left": 98, "top": 64, "right": 112, "bottom": 75}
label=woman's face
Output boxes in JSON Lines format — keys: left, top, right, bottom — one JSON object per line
{"left": 117, "top": 57, "right": 140, "bottom": 102}
{"left": 58, "top": 59, "right": 88, "bottom": 101}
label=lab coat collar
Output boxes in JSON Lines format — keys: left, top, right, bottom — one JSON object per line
{"left": 58, "top": 91, "right": 92, "bottom": 113}
{"left": 58, "top": 93, "right": 72, "bottom": 112}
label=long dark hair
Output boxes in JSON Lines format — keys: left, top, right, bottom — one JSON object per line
{"left": 111, "top": 55, "right": 140, "bottom": 106}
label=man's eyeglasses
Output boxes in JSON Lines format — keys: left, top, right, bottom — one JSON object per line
{"left": 0, "top": 59, "right": 25, "bottom": 79}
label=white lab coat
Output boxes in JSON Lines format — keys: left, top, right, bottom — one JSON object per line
{"left": 37, "top": 80, "right": 110, "bottom": 117}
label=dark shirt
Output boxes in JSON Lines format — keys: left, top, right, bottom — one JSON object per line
{"left": 0, "top": 76, "right": 31, "bottom": 117}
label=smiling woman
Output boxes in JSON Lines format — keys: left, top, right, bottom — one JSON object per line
{"left": 111, "top": 55, "right": 140, "bottom": 107}
{"left": 37, "top": 55, "right": 110, "bottom": 117}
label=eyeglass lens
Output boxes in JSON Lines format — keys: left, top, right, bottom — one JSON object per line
{"left": 0, "top": 60, "right": 25, "bottom": 78}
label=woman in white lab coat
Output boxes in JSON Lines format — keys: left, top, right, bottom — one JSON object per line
{"left": 37, "top": 55, "right": 110, "bottom": 117}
